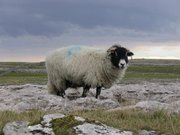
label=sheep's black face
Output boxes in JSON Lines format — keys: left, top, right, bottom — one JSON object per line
{"left": 107, "top": 45, "right": 134, "bottom": 69}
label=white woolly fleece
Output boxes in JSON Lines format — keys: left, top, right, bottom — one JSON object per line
{"left": 45, "top": 46, "right": 127, "bottom": 94}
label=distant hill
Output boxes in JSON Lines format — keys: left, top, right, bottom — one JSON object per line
{"left": 129, "top": 59, "right": 180, "bottom": 66}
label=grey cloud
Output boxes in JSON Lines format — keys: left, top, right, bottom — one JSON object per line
{"left": 0, "top": 0, "right": 180, "bottom": 41}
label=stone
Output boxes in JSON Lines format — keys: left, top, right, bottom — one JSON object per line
{"left": 3, "top": 121, "right": 32, "bottom": 135}
{"left": 170, "top": 100, "right": 180, "bottom": 113}
{"left": 0, "top": 84, "right": 120, "bottom": 112}
{"left": 41, "top": 113, "right": 65, "bottom": 127}
{"left": 3, "top": 113, "right": 173, "bottom": 135}
{"left": 74, "top": 116, "right": 86, "bottom": 122}
{"left": 1, "top": 78, "right": 180, "bottom": 135}
{"left": 3, "top": 114, "right": 132, "bottom": 135}
{"left": 139, "top": 130, "right": 172, "bottom": 135}
{"left": 1, "top": 82, "right": 180, "bottom": 113}
{"left": 73, "top": 97, "right": 119, "bottom": 110}
{"left": 75, "top": 123, "right": 133, "bottom": 135}
{"left": 135, "top": 101, "right": 171, "bottom": 111}
{"left": 28, "top": 124, "right": 54, "bottom": 135}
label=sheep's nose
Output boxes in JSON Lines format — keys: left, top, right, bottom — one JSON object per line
{"left": 119, "top": 59, "right": 126, "bottom": 69}
{"left": 120, "top": 63, "right": 125, "bottom": 68}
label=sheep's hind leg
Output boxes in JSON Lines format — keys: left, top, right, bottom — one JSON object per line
{"left": 57, "top": 90, "right": 65, "bottom": 98}
{"left": 47, "top": 81, "right": 58, "bottom": 95}
{"left": 47, "top": 80, "right": 66, "bottom": 98}
{"left": 56, "top": 81, "right": 66, "bottom": 98}
{"left": 82, "top": 85, "right": 90, "bottom": 97}
{"left": 96, "top": 86, "right": 102, "bottom": 99}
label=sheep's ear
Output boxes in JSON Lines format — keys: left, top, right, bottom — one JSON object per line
{"left": 107, "top": 46, "right": 118, "bottom": 56}
{"left": 127, "top": 51, "right": 134, "bottom": 56}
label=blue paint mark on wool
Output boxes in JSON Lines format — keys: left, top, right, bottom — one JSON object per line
{"left": 67, "top": 46, "right": 81, "bottom": 58}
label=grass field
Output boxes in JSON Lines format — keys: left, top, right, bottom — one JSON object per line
{"left": 0, "top": 62, "right": 46, "bottom": 85}
{"left": 0, "top": 62, "right": 45, "bottom": 69}
{"left": 0, "top": 72, "right": 47, "bottom": 85}
{"left": 124, "top": 65, "right": 180, "bottom": 81}
{"left": 0, "top": 59, "right": 180, "bottom": 85}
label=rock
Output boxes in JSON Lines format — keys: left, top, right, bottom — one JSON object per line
{"left": 95, "top": 88, "right": 114, "bottom": 100}
{"left": 109, "top": 82, "right": 180, "bottom": 103}
{"left": 41, "top": 113, "right": 65, "bottom": 127}
{"left": 73, "top": 97, "right": 119, "bottom": 110}
{"left": 139, "top": 130, "right": 172, "bottom": 135}
{"left": 1, "top": 82, "right": 180, "bottom": 113}
{"left": 107, "top": 100, "right": 180, "bottom": 114}
{"left": 170, "top": 100, "right": 180, "bottom": 113}
{"left": 0, "top": 84, "right": 119, "bottom": 112}
{"left": 1, "top": 79, "right": 179, "bottom": 135}
{"left": 3, "top": 121, "right": 32, "bottom": 135}
{"left": 28, "top": 124, "right": 54, "bottom": 135}
{"left": 135, "top": 101, "right": 171, "bottom": 111}
{"left": 161, "top": 94, "right": 180, "bottom": 103}
{"left": 75, "top": 123, "right": 133, "bottom": 135}
{"left": 3, "top": 113, "right": 133, "bottom": 135}
{"left": 3, "top": 113, "right": 65, "bottom": 135}
{"left": 3, "top": 113, "right": 173, "bottom": 135}
{"left": 74, "top": 116, "right": 86, "bottom": 122}
{"left": 0, "top": 81, "right": 180, "bottom": 113}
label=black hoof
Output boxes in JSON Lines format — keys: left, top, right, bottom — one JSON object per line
{"left": 81, "top": 94, "right": 87, "bottom": 98}
{"left": 57, "top": 91, "right": 65, "bottom": 98}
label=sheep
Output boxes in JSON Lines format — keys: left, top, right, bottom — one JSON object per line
{"left": 45, "top": 45, "right": 134, "bottom": 98}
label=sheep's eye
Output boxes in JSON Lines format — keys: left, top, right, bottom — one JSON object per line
{"left": 114, "top": 51, "right": 118, "bottom": 57}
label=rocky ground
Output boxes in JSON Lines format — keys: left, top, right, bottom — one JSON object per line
{"left": 3, "top": 113, "right": 163, "bottom": 135}
{"left": 0, "top": 81, "right": 180, "bottom": 134}
{"left": 0, "top": 81, "right": 180, "bottom": 113}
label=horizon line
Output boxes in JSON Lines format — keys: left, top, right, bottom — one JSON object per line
{"left": 0, "top": 57, "right": 180, "bottom": 63}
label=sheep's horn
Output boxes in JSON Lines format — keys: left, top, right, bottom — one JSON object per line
{"left": 107, "top": 46, "right": 118, "bottom": 55}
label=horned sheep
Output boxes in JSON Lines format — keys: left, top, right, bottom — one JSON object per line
{"left": 45, "top": 45, "right": 134, "bottom": 98}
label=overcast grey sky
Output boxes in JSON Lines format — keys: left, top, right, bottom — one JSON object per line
{"left": 0, "top": 0, "right": 180, "bottom": 61}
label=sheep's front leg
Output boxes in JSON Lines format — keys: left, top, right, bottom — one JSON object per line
{"left": 82, "top": 85, "right": 90, "bottom": 97}
{"left": 96, "top": 86, "right": 102, "bottom": 99}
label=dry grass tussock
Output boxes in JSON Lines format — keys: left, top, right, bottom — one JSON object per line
{"left": 70, "top": 109, "right": 180, "bottom": 135}
{"left": 0, "top": 110, "right": 46, "bottom": 135}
